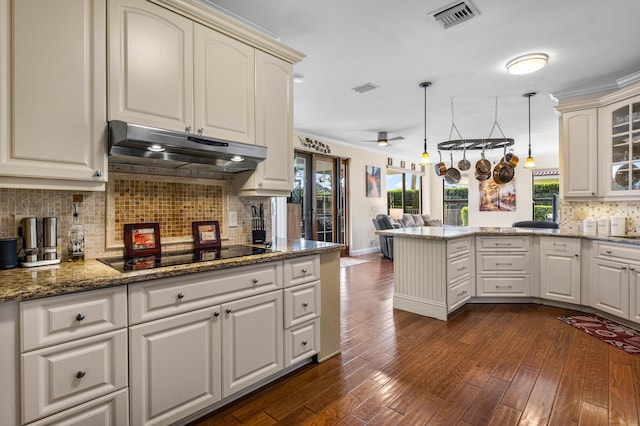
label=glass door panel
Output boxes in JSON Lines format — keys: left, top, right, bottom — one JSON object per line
{"left": 315, "top": 157, "right": 335, "bottom": 242}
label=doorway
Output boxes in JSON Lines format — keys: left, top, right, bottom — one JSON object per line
{"left": 287, "top": 151, "right": 349, "bottom": 255}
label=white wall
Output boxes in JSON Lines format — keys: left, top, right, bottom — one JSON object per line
{"left": 294, "top": 134, "right": 429, "bottom": 255}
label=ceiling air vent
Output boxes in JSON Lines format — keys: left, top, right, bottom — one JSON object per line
{"left": 352, "top": 83, "right": 379, "bottom": 94}
{"left": 429, "top": 1, "right": 480, "bottom": 29}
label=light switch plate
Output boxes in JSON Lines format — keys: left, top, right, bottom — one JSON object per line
{"left": 228, "top": 211, "right": 238, "bottom": 227}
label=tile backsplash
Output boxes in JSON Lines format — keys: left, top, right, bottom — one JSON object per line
{"left": 0, "top": 164, "right": 270, "bottom": 260}
{"left": 560, "top": 199, "right": 640, "bottom": 234}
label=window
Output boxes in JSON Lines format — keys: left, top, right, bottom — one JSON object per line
{"left": 532, "top": 169, "right": 559, "bottom": 221}
{"left": 386, "top": 169, "right": 421, "bottom": 214}
{"left": 443, "top": 179, "right": 468, "bottom": 225}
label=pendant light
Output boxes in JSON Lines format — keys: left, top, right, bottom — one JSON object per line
{"left": 523, "top": 92, "right": 536, "bottom": 169}
{"left": 419, "top": 82, "right": 432, "bottom": 166}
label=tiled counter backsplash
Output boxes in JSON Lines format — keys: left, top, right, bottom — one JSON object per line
{"left": 0, "top": 165, "right": 271, "bottom": 260}
{"left": 560, "top": 200, "right": 640, "bottom": 235}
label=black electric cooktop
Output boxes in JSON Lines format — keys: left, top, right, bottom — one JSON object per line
{"left": 98, "top": 244, "right": 278, "bottom": 272}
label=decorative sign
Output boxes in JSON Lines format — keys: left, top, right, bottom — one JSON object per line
{"left": 299, "top": 136, "right": 331, "bottom": 154}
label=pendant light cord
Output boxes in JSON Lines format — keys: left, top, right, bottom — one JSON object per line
{"left": 423, "top": 84, "right": 427, "bottom": 153}
{"left": 527, "top": 94, "right": 532, "bottom": 157}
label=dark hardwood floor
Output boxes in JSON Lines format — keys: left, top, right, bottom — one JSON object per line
{"left": 191, "top": 253, "right": 640, "bottom": 425}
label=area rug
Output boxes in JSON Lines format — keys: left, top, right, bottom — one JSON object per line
{"left": 558, "top": 315, "right": 640, "bottom": 354}
{"left": 340, "top": 258, "right": 370, "bottom": 268}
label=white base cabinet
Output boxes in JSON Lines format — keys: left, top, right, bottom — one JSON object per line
{"left": 591, "top": 258, "right": 631, "bottom": 319}
{"left": 476, "top": 236, "right": 531, "bottom": 297}
{"left": 129, "top": 306, "right": 222, "bottom": 426}
{"left": 539, "top": 237, "right": 581, "bottom": 304}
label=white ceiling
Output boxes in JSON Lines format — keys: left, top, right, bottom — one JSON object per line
{"left": 206, "top": 0, "right": 640, "bottom": 162}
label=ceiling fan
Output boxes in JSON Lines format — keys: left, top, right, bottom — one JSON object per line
{"left": 359, "top": 131, "right": 404, "bottom": 147}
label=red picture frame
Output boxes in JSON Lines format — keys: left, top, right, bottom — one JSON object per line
{"left": 124, "top": 223, "right": 161, "bottom": 257}
{"left": 192, "top": 221, "right": 221, "bottom": 249}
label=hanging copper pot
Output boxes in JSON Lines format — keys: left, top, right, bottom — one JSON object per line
{"left": 458, "top": 140, "right": 471, "bottom": 171}
{"left": 493, "top": 146, "right": 515, "bottom": 185}
{"left": 475, "top": 143, "right": 491, "bottom": 175}
{"left": 444, "top": 152, "right": 461, "bottom": 184}
{"left": 434, "top": 151, "right": 447, "bottom": 176}
{"left": 505, "top": 148, "right": 519, "bottom": 167}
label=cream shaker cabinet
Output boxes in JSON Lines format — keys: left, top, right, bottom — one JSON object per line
{"left": 0, "top": 0, "right": 107, "bottom": 190}
{"left": 234, "top": 51, "right": 294, "bottom": 196}
{"left": 539, "top": 237, "right": 581, "bottom": 304}
{"left": 559, "top": 108, "right": 598, "bottom": 198}
{"left": 108, "top": 0, "right": 255, "bottom": 144}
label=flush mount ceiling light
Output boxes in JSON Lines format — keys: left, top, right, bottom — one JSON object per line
{"left": 506, "top": 53, "right": 548, "bottom": 75}
{"left": 419, "top": 82, "right": 433, "bottom": 166}
{"left": 523, "top": 92, "right": 537, "bottom": 169}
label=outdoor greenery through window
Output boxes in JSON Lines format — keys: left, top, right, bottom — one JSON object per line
{"left": 387, "top": 169, "right": 421, "bottom": 215}
{"left": 444, "top": 180, "right": 469, "bottom": 226}
{"left": 533, "top": 170, "right": 559, "bottom": 221}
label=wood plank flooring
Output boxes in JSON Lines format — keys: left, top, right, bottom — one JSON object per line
{"left": 190, "top": 254, "right": 640, "bottom": 425}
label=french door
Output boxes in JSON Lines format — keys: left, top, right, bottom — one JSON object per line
{"left": 288, "top": 151, "right": 348, "bottom": 255}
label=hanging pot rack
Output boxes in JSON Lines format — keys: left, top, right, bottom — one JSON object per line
{"left": 436, "top": 97, "right": 514, "bottom": 151}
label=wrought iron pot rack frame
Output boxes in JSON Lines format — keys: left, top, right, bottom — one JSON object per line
{"left": 436, "top": 138, "right": 514, "bottom": 151}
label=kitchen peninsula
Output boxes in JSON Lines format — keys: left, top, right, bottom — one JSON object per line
{"left": 377, "top": 226, "right": 640, "bottom": 326}
{"left": 0, "top": 240, "right": 341, "bottom": 426}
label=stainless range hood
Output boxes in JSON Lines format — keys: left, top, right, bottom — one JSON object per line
{"left": 108, "top": 120, "right": 267, "bottom": 173}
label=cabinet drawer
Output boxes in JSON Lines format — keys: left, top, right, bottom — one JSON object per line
{"left": 284, "top": 281, "right": 320, "bottom": 328}
{"left": 476, "top": 236, "right": 530, "bottom": 251}
{"left": 594, "top": 241, "right": 640, "bottom": 263}
{"left": 21, "top": 287, "right": 128, "bottom": 352}
{"left": 284, "top": 318, "right": 320, "bottom": 367}
{"left": 540, "top": 236, "right": 580, "bottom": 252}
{"left": 447, "top": 254, "right": 472, "bottom": 283}
{"left": 447, "top": 237, "right": 471, "bottom": 259}
{"left": 478, "top": 276, "right": 530, "bottom": 296}
{"left": 129, "top": 262, "right": 282, "bottom": 324}
{"left": 476, "top": 252, "right": 530, "bottom": 274}
{"left": 22, "top": 329, "right": 128, "bottom": 424}
{"left": 448, "top": 277, "right": 472, "bottom": 312}
{"left": 26, "top": 388, "right": 129, "bottom": 426}
{"left": 284, "top": 255, "right": 320, "bottom": 287}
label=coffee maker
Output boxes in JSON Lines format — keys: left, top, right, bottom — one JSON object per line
{"left": 20, "top": 217, "right": 60, "bottom": 267}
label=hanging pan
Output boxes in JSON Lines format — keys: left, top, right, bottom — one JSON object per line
{"left": 493, "top": 146, "right": 515, "bottom": 185}
{"left": 444, "top": 152, "right": 461, "bottom": 184}
{"left": 458, "top": 140, "right": 471, "bottom": 171}
{"left": 475, "top": 143, "right": 491, "bottom": 174}
{"left": 434, "top": 151, "right": 447, "bottom": 176}
{"left": 505, "top": 148, "right": 519, "bottom": 168}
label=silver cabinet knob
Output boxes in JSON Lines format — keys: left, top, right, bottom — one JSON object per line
{"left": 93, "top": 170, "right": 103, "bottom": 177}
{"left": 302, "top": 268, "right": 308, "bottom": 274}
{"left": 198, "top": 127, "right": 204, "bottom": 135}
{"left": 76, "top": 313, "right": 85, "bottom": 321}
{"left": 185, "top": 125, "right": 192, "bottom": 133}
{"left": 177, "top": 292, "right": 185, "bottom": 299}
{"left": 252, "top": 278, "right": 259, "bottom": 284}
{"left": 226, "top": 308, "right": 232, "bottom": 314}
{"left": 606, "top": 250, "right": 612, "bottom": 254}
{"left": 213, "top": 311, "right": 220, "bottom": 317}
{"left": 303, "top": 302, "right": 309, "bottom": 307}
{"left": 302, "top": 340, "right": 308, "bottom": 346}
{"left": 575, "top": 254, "right": 579, "bottom": 257}
{"left": 631, "top": 267, "right": 636, "bottom": 271}
{"left": 622, "top": 266, "right": 628, "bottom": 270}
{"left": 75, "top": 371, "right": 86, "bottom": 379}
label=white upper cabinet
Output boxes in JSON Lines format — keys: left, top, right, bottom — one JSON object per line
{"left": 194, "top": 24, "right": 255, "bottom": 143}
{"left": 235, "top": 51, "right": 294, "bottom": 196}
{"left": 0, "top": 0, "right": 107, "bottom": 190}
{"left": 108, "top": 0, "right": 194, "bottom": 133}
{"left": 560, "top": 109, "right": 598, "bottom": 198}
{"left": 599, "top": 94, "right": 640, "bottom": 197}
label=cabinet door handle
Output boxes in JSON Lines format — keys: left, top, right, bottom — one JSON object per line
{"left": 496, "top": 285, "right": 513, "bottom": 289}
{"left": 456, "top": 266, "right": 467, "bottom": 272}
{"left": 575, "top": 254, "right": 579, "bottom": 257}
{"left": 197, "top": 127, "right": 204, "bottom": 135}
{"left": 457, "top": 290, "right": 468, "bottom": 297}
{"left": 302, "top": 268, "right": 308, "bottom": 274}
{"left": 630, "top": 267, "right": 635, "bottom": 271}
{"left": 226, "top": 308, "right": 232, "bottom": 314}
{"left": 75, "top": 371, "right": 86, "bottom": 379}
{"left": 75, "top": 313, "right": 85, "bottom": 321}
{"left": 93, "top": 170, "right": 103, "bottom": 177}
{"left": 494, "top": 243, "right": 512, "bottom": 246}
{"left": 622, "top": 266, "right": 628, "bottom": 270}
{"left": 252, "top": 278, "right": 259, "bottom": 284}
{"left": 606, "top": 250, "right": 612, "bottom": 254}
{"left": 177, "top": 292, "right": 185, "bottom": 299}
{"left": 302, "top": 340, "right": 308, "bottom": 346}
{"left": 495, "top": 263, "right": 513, "bottom": 266}
{"left": 185, "top": 125, "right": 192, "bottom": 133}
{"left": 303, "top": 302, "right": 309, "bottom": 307}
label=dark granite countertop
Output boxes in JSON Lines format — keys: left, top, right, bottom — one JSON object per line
{"left": 0, "top": 239, "right": 342, "bottom": 303}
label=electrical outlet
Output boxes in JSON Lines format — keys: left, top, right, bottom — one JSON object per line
{"left": 14, "top": 215, "right": 31, "bottom": 238}
{"left": 370, "top": 239, "right": 376, "bottom": 246}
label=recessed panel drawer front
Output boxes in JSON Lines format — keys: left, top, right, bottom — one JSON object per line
{"left": 284, "top": 255, "right": 320, "bottom": 287}
{"left": 129, "top": 262, "right": 282, "bottom": 324}
{"left": 447, "top": 237, "right": 471, "bottom": 259}
{"left": 284, "top": 281, "right": 320, "bottom": 328}
{"left": 594, "top": 241, "right": 640, "bottom": 263}
{"left": 22, "top": 329, "right": 128, "bottom": 424}
{"left": 447, "top": 254, "right": 471, "bottom": 283}
{"left": 21, "top": 287, "right": 128, "bottom": 352}
{"left": 284, "top": 318, "right": 320, "bottom": 367}
{"left": 540, "top": 237, "right": 580, "bottom": 253}
{"left": 478, "top": 276, "right": 529, "bottom": 296}
{"left": 448, "top": 277, "right": 472, "bottom": 311}
{"left": 476, "top": 236, "right": 529, "bottom": 251}
{"left": 476, "top": 252, "right": 530, "bottom": 274}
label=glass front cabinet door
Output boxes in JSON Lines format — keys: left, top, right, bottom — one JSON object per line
{"left": 601, "top": 96, "right": 640, "bottom": 196}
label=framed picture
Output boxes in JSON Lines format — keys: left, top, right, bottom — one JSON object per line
{"left": 192, "top": 221, "right": 221, "bottom": 249}
{"left": 400, "top": 161, "right": 406, "bottom": 169}
{"left": 421, "top": 166, "right": 426, "bottom": 173}
{"left": 387, "top": 157, "right": 393, "bottom": 166}
{"left": 124, "top": 223, "right": 161, "bottom": 257}
{"left": 411, "top": 163, "right": 416, "bottom": 171}
{"left": 366, "top": 165, "right": 381, "bottom": 197}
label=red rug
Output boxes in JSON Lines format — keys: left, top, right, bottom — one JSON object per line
{"left": 558, "top": 315, "right": 640, "bottom": 354}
